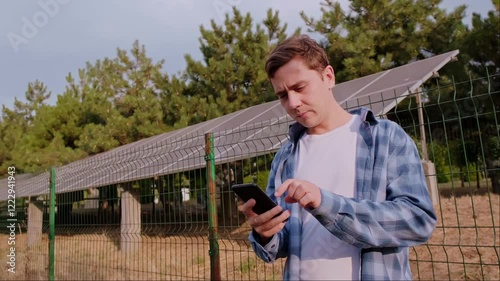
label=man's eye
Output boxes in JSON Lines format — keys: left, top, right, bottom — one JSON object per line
{"left": 296, "top": 86, "right": 304, "bottom": 92}
{"left": 277, "top": 92, "right": 287, "bottom": 99}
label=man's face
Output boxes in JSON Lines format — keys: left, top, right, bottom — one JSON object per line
{"left": 271, "top": 58, "right": 336, "bottom": 134}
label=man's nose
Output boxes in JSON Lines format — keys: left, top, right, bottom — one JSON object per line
{"left": 287, "top": 92, "right": 301, "bottom": 109}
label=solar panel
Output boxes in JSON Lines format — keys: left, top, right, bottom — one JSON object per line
{"left": 0, "top": 50, "right": 459, "bottom": 200}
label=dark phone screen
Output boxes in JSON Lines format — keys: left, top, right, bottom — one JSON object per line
{"left": 231, "top": 183, "right": 280, "bottom": 215}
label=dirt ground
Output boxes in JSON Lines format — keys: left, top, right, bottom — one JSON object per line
{"left": 0, "top": 193, "right": 498, "bottom": 280}
{"left": 410, "top": 193, "right": 499, "bottom": 280}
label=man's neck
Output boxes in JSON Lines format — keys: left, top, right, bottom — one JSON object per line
{"left": 307, "top": 104, "right": 352, "bottom": 135}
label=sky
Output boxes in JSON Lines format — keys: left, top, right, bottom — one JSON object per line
{"left": 0, "top": 0, "right": 495, "bottom": 111}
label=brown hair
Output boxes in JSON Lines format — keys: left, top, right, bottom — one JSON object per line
{"left": 265, "top": 34, "right": 329, "bottom": 79}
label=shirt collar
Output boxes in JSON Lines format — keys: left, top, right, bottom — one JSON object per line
{"left": 288, "top": 107, "right": 378, "bottom": 143}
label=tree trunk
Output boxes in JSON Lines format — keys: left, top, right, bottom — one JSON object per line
{"left": 486, "top": 159, "right": 500, "bottom": 194}
{"left": 490, "top": 175, "right": 500, "bottom": 194}
{"left": 476, "top": 163, "right": 480, "bottom": 189}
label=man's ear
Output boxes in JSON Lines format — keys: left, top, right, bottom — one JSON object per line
{"left": 324, "top": 65, "right": 335, "bottom": 88}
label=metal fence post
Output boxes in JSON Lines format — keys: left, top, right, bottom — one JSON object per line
{"left": 205, "top": 133, "right": 221, "bottom": 280}
{"left": 49, "top": 167, "right": 56, "bottom": 281}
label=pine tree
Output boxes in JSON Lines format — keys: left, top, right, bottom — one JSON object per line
{"left": 462, "top": 3, "right": 499, "bottom": 79}
{"left": 1, "top": 41, "right": 173, "bottom": 173}
{"left": 301, "top": 0, "right": 467, "bottom": 82}
{"left": 68, "top": 41, "right": 169, "bottom": 154}
{"left": 182, "top": 7, "right": 293, "bottom": 121}
{"left": 0, "top": 81, "right": 52, "bottom": 174}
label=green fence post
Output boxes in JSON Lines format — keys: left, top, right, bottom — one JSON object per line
{"left": 205, "top": 133, "right": 221, "bottom": 280}
{"left": 49, "top": 167, "right": 56, "bottom": 281}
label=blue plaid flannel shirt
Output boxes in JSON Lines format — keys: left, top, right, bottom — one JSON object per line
{"left": 249, "top": 107, "right": 437, "bottom": 280}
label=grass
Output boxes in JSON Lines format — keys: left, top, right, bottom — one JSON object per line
{"left": 193, "top": 255, "right": 205, "bottom": 265}
{"left": 239, "top": 257, "right": 256, "bottom": 274}
{"left": 438, "top": 178, "right": 494, "bottom": 197}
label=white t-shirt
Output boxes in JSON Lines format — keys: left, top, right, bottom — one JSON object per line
{"left": 295, "top": 115, "right": 362, "bottom": 280}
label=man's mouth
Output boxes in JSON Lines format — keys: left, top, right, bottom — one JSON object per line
{"left": 296, "top": 111, "right": 307, "bottom": 118}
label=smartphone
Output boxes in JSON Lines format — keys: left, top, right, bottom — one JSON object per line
{"left": 231, "top": 183, "right": 283, "bottom": 217}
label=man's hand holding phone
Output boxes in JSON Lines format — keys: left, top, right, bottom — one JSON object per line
{"left": 241, "top": 199, "right": 290, "bottom": 244}
{"left": 232, "top": 183, "right": 290, "bottom": 244}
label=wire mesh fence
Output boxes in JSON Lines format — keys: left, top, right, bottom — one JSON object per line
{"left": 0, "top": 74, "right": 499, "bottom": 280}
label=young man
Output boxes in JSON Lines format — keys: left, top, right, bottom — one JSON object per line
{"left": 240, "top": 35, "right": 436, "bottom": 280}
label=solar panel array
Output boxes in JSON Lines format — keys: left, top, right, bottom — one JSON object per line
{"left": 0, "top": 50, "right": 459, "bottom": 200}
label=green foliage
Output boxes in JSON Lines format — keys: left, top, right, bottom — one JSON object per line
{"left": 239, "top": 257, "right": 256, "bottom": 274}
{"left": 462, "top": 162, "right": 480, "bottom": 182}
{"left": 485, "top": 135, "right": 500, "bottom": 179}
{"left": 301, "top": 0, "right": 467, "bottom": 82}
{"left": 155, "top": 74, "right": 192, "bottom": 129}
{"left": 0, "top": 104, "right": 27, "bottom": 174}
{"left": 0, "top": 41, "right": 174, "bottom": 174}
{"left": 462, "top": 8, "right": 500, "bottom": 78}
{"left": 183, "top": 7, "right": 293, "bottom": 121}
{"left": 72, "top": 41, "right": 169, "bottom": 151}
{"left": 411, "top": 134, "right": 451, "bottom": 183}
{"left": 0, "top": 84, "right": 41, "bottom": 163}
{"left": 429, "top": 141, "right": 452, "bottom": 183}
{"left": 135, "top": 178, "right": 155, "bottom": 204}
{"left": 486, "top": 135, "right": 500, "bottom": 158}
{"left": 450, "top": 139, "right": 482, "bottom": 167}
{"left": 193, "top": 256, "right": 205, "bottom": 265}
{"left": 241, "top": 154, "right": 274, "bottom": 190}
{"left": 244, "top": 170, "right": 271, "bottom": 191}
